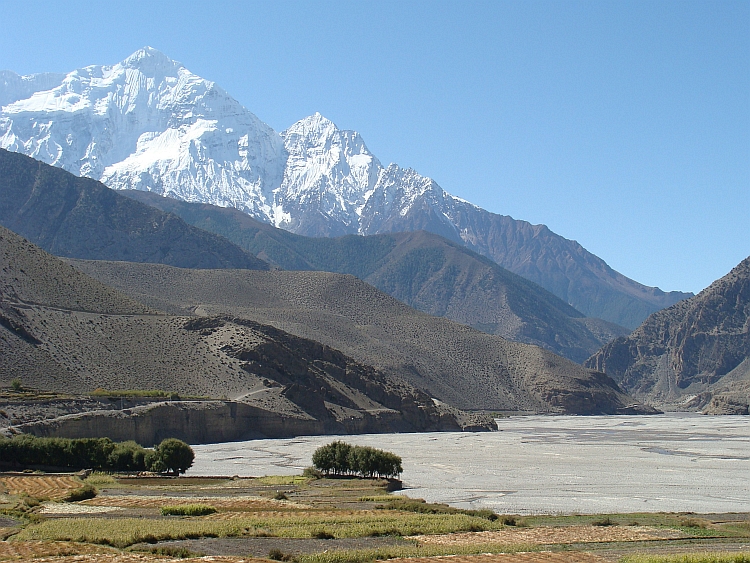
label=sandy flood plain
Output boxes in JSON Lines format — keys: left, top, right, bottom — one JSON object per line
{"left": 188, "top": 413, "right": 750, "bottom": 515}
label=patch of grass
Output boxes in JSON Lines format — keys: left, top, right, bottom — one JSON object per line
{"left": 376, "top": 497, "right": 499, "bottom": 521}
{"left": 161, "top": 504, "right": 217, "bottom": 516}
{"left": 273, "top": 491, "right": 289, "bottom": 501}
{"left": 62, "top": 484, "right": 97, "bottom": 502}
{"left": 137, "top": 545, "right": 202, "bottom": 558}
{"left": 623, "top": 553, "right": 750, "bottom": 563}
{"left": 296, "top": 542, "right": 538, "bottom": 563}
{"left": 257, "top": 475, "right": 309, "bottom": 486}
{"left": 358, "top": 495, "right": 395, "bottom": 502}
{"left": 83, "top": 473, "right": 118, "bottom": 486}
{"left": 13, "top": 511, "right": 505, "bottom": 547}
{"left": 679, "top": 517, "right": 710, "bottom": 529}
{"left": 312, "top": 530, "right": 335, "bottom": 539}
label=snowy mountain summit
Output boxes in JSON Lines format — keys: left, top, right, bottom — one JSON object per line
{"left": 1, "top": 47, "right": 286, "bottom": 219}
{"left": 0, "top": 48, "right": 449, "bottom": 234}
{"left": 0, "top": 48, "right": 691, "bottom": 327}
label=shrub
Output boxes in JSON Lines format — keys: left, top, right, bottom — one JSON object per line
{"left": 269, "top": 548, "right": 295, "bottom": 561}
{"left": 302, "top": 466, "right": 323, "bottom": 479}
{"left": 161, "top": 504, "right": 216, "bottom": 516}
{"left": 63, "top": 484, "right": 97, "bottom": 502}
{"left": 273, "top": 491, "right": 288, "bottom": 501}
{"left": 10, "top": 379, "right": 22, "bottom": 392}
{"left": 312, "top": 530, "right": 335, "bottom": 539}
{"left": 591, "top": 516, "right": 617, "bottom": 526}
{"left": 377, "top": 498, "right": 499, "bottom": 521}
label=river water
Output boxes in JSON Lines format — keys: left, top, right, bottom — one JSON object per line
{"left": 188, "top": 414, "right": 750, "bottom": 515}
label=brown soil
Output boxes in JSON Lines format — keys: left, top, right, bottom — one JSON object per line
{"left": 389, "top": 553, "right": 610, "bottom": 563}
{"left": 408, "top": 526, "right": 688, "bottom": 546}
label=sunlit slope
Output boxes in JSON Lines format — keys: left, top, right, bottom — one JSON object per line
{"left": 71, "top": 259, "right": 650, "bottom": 414}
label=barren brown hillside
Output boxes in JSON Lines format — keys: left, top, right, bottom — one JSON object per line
{"left": 70, "top": 259, "right": 649, "bottom": 414}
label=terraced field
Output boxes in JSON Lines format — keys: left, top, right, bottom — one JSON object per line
{"left": 0, "top": 473, "right": 748, "bottom": 563}
{"left": 0, "top": 475, "right": 82, "bottom": 500}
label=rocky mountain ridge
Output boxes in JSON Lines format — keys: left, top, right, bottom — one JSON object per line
{"left": 123, "top": 189, "right": 628, "bottom": 362}
{"left": 70, "top": 258, "right": 653, "bottom": 415}
{"left": 0, "top": 149, "right": 268, "bottom": 270}
{"left": 0, "top": 48, "right": 691, "bottom": 327}
{"left": 586, "top": 257, "right": 750, "bottom": 413}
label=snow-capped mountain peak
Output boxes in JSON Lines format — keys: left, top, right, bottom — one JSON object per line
{"left": 1, "top": 47, "right": 286, "bottom": 219}
{"left": 121, "top": 46, "right": 180, "bottom": 72}
{"left": 274, "top": 113, "right": 382, "bottom": 234}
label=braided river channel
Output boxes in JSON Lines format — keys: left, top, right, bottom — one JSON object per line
{"left": 188, "top": 414, "right": 750, "bottom": 515}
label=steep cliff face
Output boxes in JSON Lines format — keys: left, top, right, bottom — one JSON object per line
{"left": 586, "top": 257, "right": 750, "bottom": 411}
{"left": 11, "top": 399, "right": 468, "bottom": 445}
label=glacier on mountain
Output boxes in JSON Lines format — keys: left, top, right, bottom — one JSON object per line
{"left": 0, "top": 47, "right": 476, "bottom": 238}
{"left": 0, "top": 47, "right": 286, "bottom": 220}
{"left": 0, "top": 47, "right": 692, "bottom": 327}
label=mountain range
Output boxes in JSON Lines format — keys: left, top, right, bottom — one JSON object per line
{"left": 121, "top": 189, "right": 628, "bottom": 362}
{"left": 586, "top": 257, "right": 750, "bottom": 414}
{"left": 0, "top": 148, "right": 626, "bottom": 363}
{"left": 0, "top": 47, "right": 691, "bottom": 328}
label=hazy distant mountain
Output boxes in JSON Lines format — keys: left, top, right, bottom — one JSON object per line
{"left": 0, "top": 149, "right": 268, "bottom": 270}
{"left": 586, "top": 257, "right": 750, "bottom": 413}
{"left": 123, "top": 189, "right": 628, "bottom": 362}
{"left": 0, "top": 47, "right": 691, "bottom": 327}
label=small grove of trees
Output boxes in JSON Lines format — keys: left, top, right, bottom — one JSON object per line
{"left": 311, "top": 441, "right": 402, "bottom": 478}
{"left": 0, "top": 434, "right": 194, "bottom": 475}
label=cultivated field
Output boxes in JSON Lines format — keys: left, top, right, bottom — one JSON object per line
{"left": 0, "top": 472, "right": 748, "bottom": 563}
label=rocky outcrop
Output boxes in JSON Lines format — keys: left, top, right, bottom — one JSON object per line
{"left": 586, "top": 257, "right": 750, "bottom": 411}
{"left": 10, "top": 399, "right": 477, "bottom": 444}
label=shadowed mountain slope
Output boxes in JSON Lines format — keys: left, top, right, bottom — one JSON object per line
{"left": 0, "top": 225, "right": 469, "bottom": 440}
{"left": 0, "top": 149, "right": 268, "bottom": 270}
{"left": 586, "top": 257, "right": 750, "bottom": 413}
{"left": 70, "top": 258, "right": 652, "bottom": 415}
{"left": 121, "top": 190, "right": 628, "bottom": 362}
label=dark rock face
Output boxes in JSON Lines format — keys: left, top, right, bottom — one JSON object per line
{"left": 0, "top": 149, "right": 268, "bottom": 270}
{"left": 586, "top": 257, "right": 750, "bottom": 411}
{"left": 121, "top": 191, "right": 630, "bottom": 362}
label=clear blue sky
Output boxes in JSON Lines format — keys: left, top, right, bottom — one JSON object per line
{"left": 1, "top": 0, "right": 748, "bottom": 294}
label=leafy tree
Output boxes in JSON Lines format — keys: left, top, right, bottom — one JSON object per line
{"left": 311, "top": 442, "right": 402, "bottom": 478}
{"left": 151, "top": 438, "right": 194, "bottom": 475}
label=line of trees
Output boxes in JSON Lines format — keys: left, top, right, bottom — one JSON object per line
{"left": 311, "top": 441, "right": 402, "bottom": 478}
{"left": 0, "top": 434, "right": 194, "bottom": 475}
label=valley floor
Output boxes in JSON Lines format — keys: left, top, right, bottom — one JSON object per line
{"left": 0, "top": 473, "right": 748, "bottom": 563}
